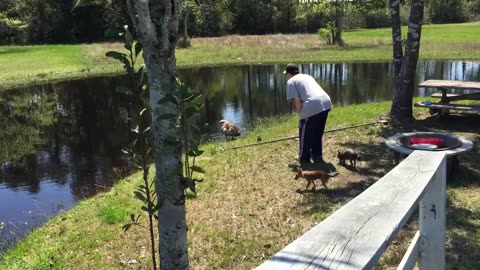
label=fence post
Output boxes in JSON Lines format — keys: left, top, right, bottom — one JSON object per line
{"left": 418, "top": 154, "right": 446, "bottom": 270}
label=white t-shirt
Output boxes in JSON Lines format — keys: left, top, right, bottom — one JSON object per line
{"left": 286, "top": 74, "right": 332, "bottom": 119}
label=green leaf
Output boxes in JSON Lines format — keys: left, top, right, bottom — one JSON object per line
{"left": 188, "top": 149, "right": 204, "bottom": 157}
{"left": 191, "top": 124, "right": 202, "bottom": 133}
{"left": 139, "top": 108, "right": 147, "bottom": 116}
{"left": 135, "top": 42, "right": 143, "bottom": 57}
{"left": 169, "top": 164, "right": 183, "bottom": 176}
{"left": 105, "top": 51, "right": 131, "bottom": 71}
{"left": 131, "top": 125, "right": 139, "bottom": 134}
{"left": 164, "top": 135, "right": 180, "bottom": 146}
{"left": 141, "top": 206, "right": 149, "bottom": 212}
{"left": 137, "top": 65, "right": 145, "bottom": 88}
{"left": 124, "top": 30, "right": 133, "bottom": 50}
{"left": 185, "top": 178, "right": 203, "bottom": 196}
{"left": 191, "top": 166, "right": 205, "bottom": 174}
{"left": 185, "top": 104, "right": 204, "bottom": 119}
{"left": 115, "top": 86, "right": 134, "bottom": 96}
{"left": 157, "top": 113, "right": 177, "bottom": 120}
{"left": 129, "top": 138, "right": 138, "bottom": 148}
{"left": 142, "top": 126, "right": 151, "bottom": 134}
{"left": 152, "top": 203, "right": 161, "bottom": 213}
{"left": 122, "top": 223, "right": 133, "bottom": 232}
{"left": 149, "top": 179, "right": 155, "bottom": 189}
{"left": 147, "top": 201, "right": 156, "bottom": 211}
{"left": 130, "top": 214, "right": 135, "bottom": 222}
{"left": 138, "top": 185, "right": 147, "bottom": 192}
{"left": 184, "top": 91, "right": 202, "bottom": 102}
{"left": 158, "top": 94, "right": 178, "bottom": 105}
{"left": 134, "top": 191, "right": 147, "bottom": 202}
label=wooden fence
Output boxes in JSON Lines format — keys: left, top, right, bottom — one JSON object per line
{"left": 256, "top": 151, "right": 447, "bottom": 270}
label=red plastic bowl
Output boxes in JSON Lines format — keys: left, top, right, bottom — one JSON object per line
{"left": 411, "top": 137, "right": 443, "bottom": 147}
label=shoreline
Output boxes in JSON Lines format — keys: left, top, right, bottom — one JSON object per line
{"left": 1, "top": 22, "right": 480, "bottom": 90}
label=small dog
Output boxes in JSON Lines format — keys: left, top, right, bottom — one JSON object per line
{"left": 294, "top": 168, "right": 339, "bottom": 190}
{"left": 337, "top": 149, "right": 361, "bottom": 168}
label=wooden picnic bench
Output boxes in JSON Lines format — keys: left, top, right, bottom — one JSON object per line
{"left": 414, "top": 80, "right": 480, "bottom": 115}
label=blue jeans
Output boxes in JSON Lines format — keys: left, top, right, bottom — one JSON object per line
{"left": 299, "top": 110, "right": 330, "bottom": 162}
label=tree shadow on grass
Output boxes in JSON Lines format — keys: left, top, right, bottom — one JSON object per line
{"left": 446, "top": 196, "right": 480, "bottom": 269}
{"left": 0, "top": 47, "right": 32, "bottom": 55}
{"left": 336, "top": 141, "right": 397, "bottom": 179}
{"left": 380, "top": 113, "right": 480, "bottom": 136}
{"left": 297, "top": 177, "right": 377, "bottom": 215}
{"left": 413, "top": 113, "right": 480, "bottom": 134}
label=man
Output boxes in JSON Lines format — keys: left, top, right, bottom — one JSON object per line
{"left": 284, "top": 63, "right": 332, "bottom": 164}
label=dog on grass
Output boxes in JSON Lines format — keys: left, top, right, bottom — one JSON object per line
{"left": 337, "top": 149, "right": 361, "bottom": 168}
{"left": 294, "top": 168, "right": 339, "bottom": 190}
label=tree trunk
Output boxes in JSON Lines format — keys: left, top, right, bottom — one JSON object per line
{"left": 333, "top": 0, "right": 344, "bottom": 46}
{"left": 127, "top": 1, "right": 188, "bottom": 270}
{"left": 389, "top": 0, "right": 403, "bottom": 78}
{"left": 389, "top": 0, "right": 425, "bottom": 122}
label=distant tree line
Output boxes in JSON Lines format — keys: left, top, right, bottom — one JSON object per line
{"left": 1, "top": 0, "right": 479, "bottom": 44}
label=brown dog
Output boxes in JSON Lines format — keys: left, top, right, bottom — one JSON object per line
{"left": 294, "top": 168, "right": 339, "bottom": 190}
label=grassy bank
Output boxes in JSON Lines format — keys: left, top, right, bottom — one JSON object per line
{"left": 1, "top": 22, "right": 480, "bottom": 90}
{"left": 1, "top": 100, "right": 479, "bottom": 269}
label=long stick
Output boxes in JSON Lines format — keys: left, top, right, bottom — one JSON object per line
{"left": 222, "top": 120, "right": 388, "bottom": 151}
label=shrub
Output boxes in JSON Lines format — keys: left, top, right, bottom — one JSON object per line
{"left": 364, "top": 9, "right": 391, "bottom": 28}
{"left": 0, "top": 13, "right": 28, "bottom": 44}
{"left": 177, "top": 35, "right": 191, "bottom": 48}
{"left": 317, "top": 28, "right": 331, "bottom": 45}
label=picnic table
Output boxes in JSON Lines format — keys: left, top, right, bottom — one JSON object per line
{"left": 414, "top": 80, "right": 480, "bottom": 115}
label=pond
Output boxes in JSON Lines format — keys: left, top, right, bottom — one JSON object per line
{"left": 1, "top": 60, "right": 479, "bottom": 251}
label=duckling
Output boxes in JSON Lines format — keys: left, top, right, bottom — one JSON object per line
{"left": 219, "top": 120, "right": 241, "bottom": 141}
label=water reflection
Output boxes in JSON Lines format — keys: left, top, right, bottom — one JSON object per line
{"left": 0, "top": 60, "right": 479, "bottom": 251}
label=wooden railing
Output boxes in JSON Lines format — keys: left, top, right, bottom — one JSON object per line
{"left": 256, "top": 151, "right": 447, "bottom": 270}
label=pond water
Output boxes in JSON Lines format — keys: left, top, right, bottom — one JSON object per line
{"left": 1, "top": 60, "right": 479, "bottom": 250}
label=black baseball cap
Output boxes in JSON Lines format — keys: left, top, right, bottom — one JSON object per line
{"left": 283, "top": 63, "right": 300, "bottom": 75}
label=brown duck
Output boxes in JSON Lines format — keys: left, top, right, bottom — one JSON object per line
{"left": 219, "top": 120, "right": 241, "bottom": 141}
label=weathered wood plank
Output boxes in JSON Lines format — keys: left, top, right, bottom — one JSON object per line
{"left": 397, "top": 231, "right": 420, "bottom": 270}
{"left": 418, "top": 80, "right": 480, "bottom": 90}
{"left": 256, "top": 151, "right": 447, "bottom": 270}
{"left": 419, "top": 156, "right": 446, "bottom": 269}
{"left": 430, "top": 93, "right": 461, "bottom": 98}
{"left": 414, "top": 102, "right": 480, "bottom": 112}
{"left": 431, "top": 92, "right": 480, "bottom": 102}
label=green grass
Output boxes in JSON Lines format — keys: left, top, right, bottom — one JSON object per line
{"left": 1, "top": 22, "right": 480, "bottom": 90}
{"left": 345, "top": 21, "right": 480, "bottom": 42}
{"left": 1, "top": 100, "right": 479, "bottom": 269}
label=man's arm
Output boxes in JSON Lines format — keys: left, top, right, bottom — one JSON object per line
{"left": 293, "top": 97, "right": 302, "bottom": 114}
